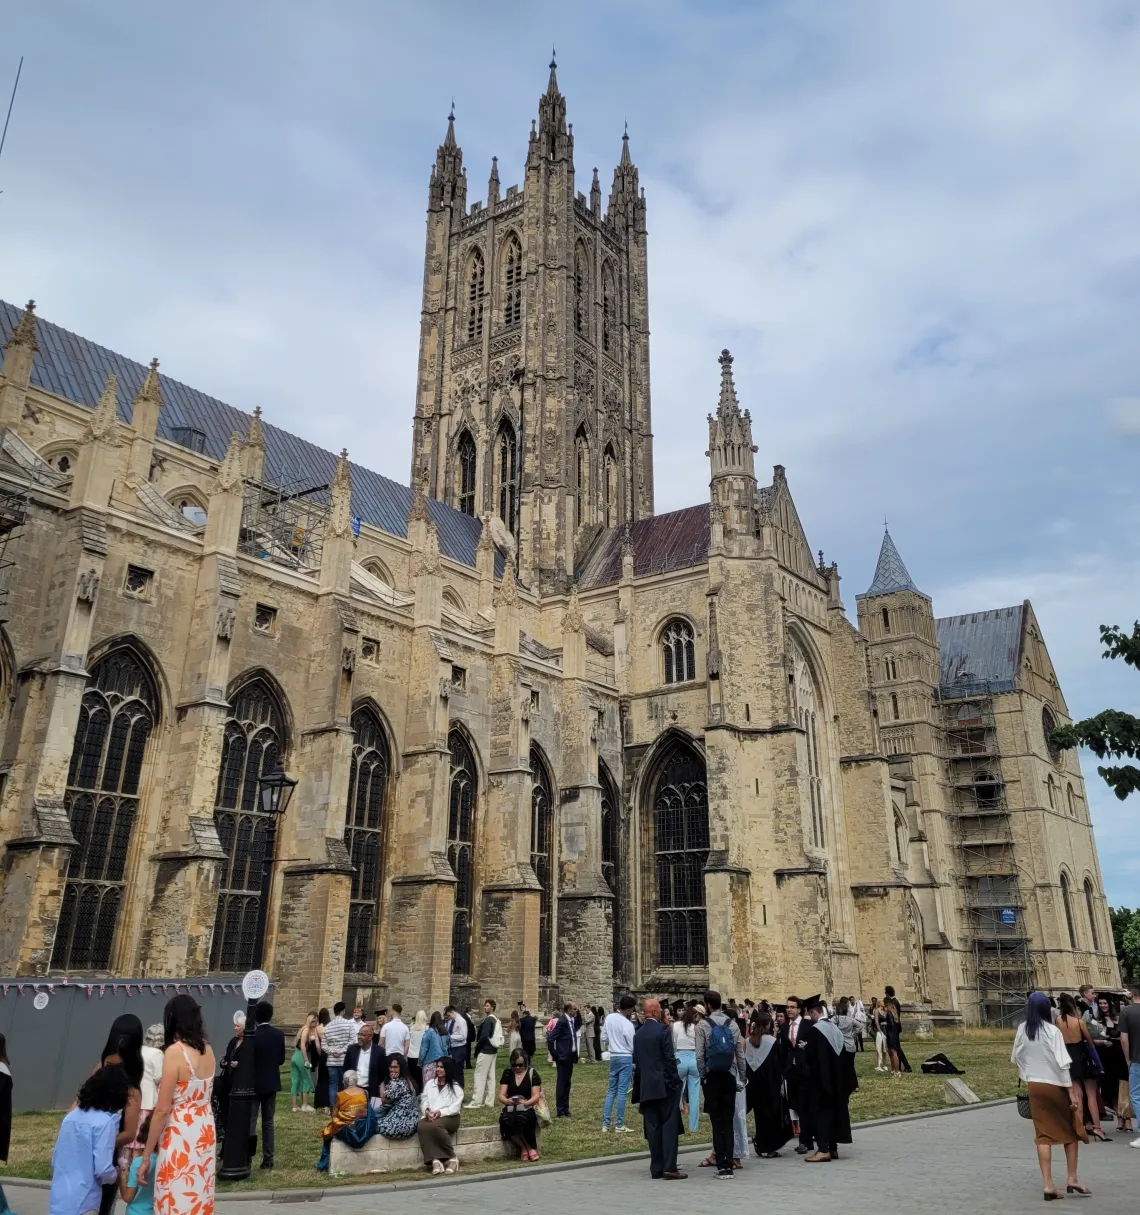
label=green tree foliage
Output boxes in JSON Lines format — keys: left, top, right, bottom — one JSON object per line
{"left": 1050, "top": 623, "right": 1140, "bottom": 800}
{"left": 1111, "top": 907, "right": 1138, "bottom": 983}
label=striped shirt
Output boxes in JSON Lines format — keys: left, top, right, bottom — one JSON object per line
{"left": 323, "top": 1015, "right": 357, "bottom": 1065}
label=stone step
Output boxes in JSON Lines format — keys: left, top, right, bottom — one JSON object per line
{"left": 329, "top": 1121, "right": 513, "bottom": 1175}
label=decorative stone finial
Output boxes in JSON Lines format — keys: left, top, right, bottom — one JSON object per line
{"left": 329, "top": 448, "right": 353, "bottom": 538}
{"left": 7, "top": 300, "right": 38, "bottom": 351}
{"left": 561, "top": 586, "right": 585, "bottom": 634}
{"left": 215, "top": 431, "right": 244, "bottom": 493}
{"left": 245, "top": 404, "right": 264, "bottom": 447}
{"left": 495, "top": 557, "right": 519, "bottom": 606}
{"left": 133, "top": 358, "right": 162, "bottom": 408}
{"left": 88, "top": 373, "right": 120, "bottom": 440}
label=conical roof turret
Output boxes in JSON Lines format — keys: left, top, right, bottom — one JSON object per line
{"left": 862, "top": 528, "right": 923, "bottom": 596}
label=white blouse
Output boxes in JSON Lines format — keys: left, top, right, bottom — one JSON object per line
{"left": 140, "top": 1045, "right": 164, "bottom": 1109}
{"left": 672, "top": 1021, "right": 697, "bottom": 1051}
{"left": 420, "top": 1080, "right": 464, "bottom": 1118}
{"left": 1011, "top": 1021, "right": 1072, "bottom": 1087}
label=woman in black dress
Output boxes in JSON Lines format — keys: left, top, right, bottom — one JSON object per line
{"left": 593, "top": 1007, "right": 604, "bottom": 1063}
{"left": 744, "top": 1013, "right": 792, "bottom": 1157}
{"left": 313, "top": 1008, "right": 331, "bottom": 1111}
{"left": 498, "top": 1048, "right": 543, "bottom": 1161}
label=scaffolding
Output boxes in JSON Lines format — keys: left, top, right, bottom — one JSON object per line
{"left": 942, "top": 692, "right": 1034, "bottom": 1025}
{"left": 237, "top": 472, "right": 331, "bottom": 573}
{"left": 0, "top": 486, "right": 27, "bottom": 623}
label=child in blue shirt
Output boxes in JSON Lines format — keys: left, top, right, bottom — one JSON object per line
{"left": 49, "top": 1065, "right": 129, "bottom": 1215}
{"left": 118, "top": 1114, "right": 156, "bottom": 1215}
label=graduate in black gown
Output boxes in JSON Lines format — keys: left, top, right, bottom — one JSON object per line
{"left": 744, "top": 1012, "right": 792, "bottom": 1157}
{"left": 800, "top": 995, "right": 855, "bottom": 1163}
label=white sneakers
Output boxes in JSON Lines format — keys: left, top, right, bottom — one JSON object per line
{"left": 615, "top": 1124, "right": 634, "bottom": 1133}
{"left": 1130, "top": 1136, "right": 1140, "bottom": 1149}
{"left": 600, "top": 1124, "right": 610, "bottom": 1133}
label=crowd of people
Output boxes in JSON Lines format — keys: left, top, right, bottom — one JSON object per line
{"left": 12, "top": 976, "right": 1135, "bottom": 1212}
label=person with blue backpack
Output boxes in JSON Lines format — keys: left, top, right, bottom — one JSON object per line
{"left": 695, "top": 990, "right": 747, "bottom": 1178}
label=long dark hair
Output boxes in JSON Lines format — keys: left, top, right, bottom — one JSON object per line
{"left": 387, "top": 1053, "right": 410, "bottom": 1082}
{"left": 0, "top": 1032, "right": 8, "bottom": 1064}
{"left": 1058, "top": 992, "right": 1079, "bottom": 1022}
{"left": 428, "top": 1010, "right": 446, "bottom": 1035}
{"left": 435, "top": 1055, "right": 461, "bottom": 1093}
{"left": 1025, "top": 991, "right": 1052, "bottom": 1041}
{"left": 682, "top": 1003, "right": 699, "bottom": 1028}
{"left": 164, "top": 994, "right": 207, "bottom": 1052}
{"left": 101, "top": 1014, "right": 144, "bottom": 1088}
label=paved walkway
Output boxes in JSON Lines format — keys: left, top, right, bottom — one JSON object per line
{"left": 4, "top": 1104, "right": 1134, "bottom": 1215}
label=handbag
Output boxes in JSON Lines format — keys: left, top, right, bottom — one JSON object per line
{"left": 1016, "top": 1079, "right": 1032, "bottom": 1120}
{"left": 531, "top": 1068, "right": 552, "bottom": 1128}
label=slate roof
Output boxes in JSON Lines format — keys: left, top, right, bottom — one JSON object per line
{"left": 859, "top": 528, "right": 924, "bottom": 598}
{"left": 0, "top": 300, "right": 485, "bottom": 568}
{"left": 936, "top": 604, "right": 1025, "bottom": 695}
{"left": 576, "top": 504, "right": 709, "bottom": 590}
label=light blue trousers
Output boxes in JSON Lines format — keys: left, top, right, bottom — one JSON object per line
{"left": 676, "top": 1049, "right": 701, "bottom": 1132}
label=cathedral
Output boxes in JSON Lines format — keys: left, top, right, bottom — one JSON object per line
{"left": 0, "top": 64, "right": 1119, "bottom": 1025}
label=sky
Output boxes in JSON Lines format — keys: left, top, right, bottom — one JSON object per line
{"left": 2, "top": 2, "right": 1138, "bottom": 906}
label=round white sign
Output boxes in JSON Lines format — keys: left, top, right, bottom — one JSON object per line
{"left": 33, "top": 991, "right": 49, "bottom": 1010}
{"left": 241, "top": 970, "right": 270, "bottom": 1001}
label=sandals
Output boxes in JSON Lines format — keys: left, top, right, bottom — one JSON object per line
{"left": 1066, "top": 1184, "right": 1091, "bottom": 1196}
{"left": 1043, "top": 1192, "right": 1063, "bottom": 1201}
{"left": 431, "top": 1160, "right": 445, "bottom": 1175}
{"left": 1089, "top": 1129, "right": 1112, "bottom": 1142}
{"left": 698, "top": 1156, "right": 716, "bottom": 1167}
{"left": 444, "top": 1160, "right": 459, "bottom": 1174}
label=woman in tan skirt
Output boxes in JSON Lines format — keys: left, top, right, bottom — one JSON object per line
{"left": 1012, "top": 992, "right": 1090, "bottom": 1199}
{"left": 417, "top": 1058, "right": 464, "bottom": 1174}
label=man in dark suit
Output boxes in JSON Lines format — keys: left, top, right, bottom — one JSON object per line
{"left": 633, "top": 998, "right": 686, "bottom": 1180}
{"left": 546, "top": 1001, "right": 578, "bottom": 1117}
{"left": 519, "top": 1007, "right": 537, "bottom": 1062}
{"left": 250, "top": 1000, "right": 286, "bottom": 1169}
{"left": 343, "top": 1023, "right": 385, "bottom": 1100}
{"left": 778, "top": 994, "right": 814, "bottom": 1154}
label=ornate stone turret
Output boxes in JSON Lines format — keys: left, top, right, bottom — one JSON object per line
{"left": 706, "top": 349, "right": 757, "bottom": 540}
{"left": 241, "top": 406, "right": 266, "bottom": 482}
{"left": 203, "top": 432, "right": 244, "bottom": 554}
{"left": 0, "top": 300, "right": 38, "bottom": 430}
{"left": 487, "top": 156, "right": 500, "bottom": 207}
{"left": 126, "top": 359, "right": 162, "bottom": 484}
{"left": 428, "top": 105, "right": 466, "bottom": 214}
{"left": 69, "top": 374, "right": 124, "bottom": 510}
{"left": 320, "top": 448, "right": 355, "bottom": 594}
{"left": 590, "top": 166, "right": 601, "bottom": 217}
{"left": 530, "top": 53, "right": 573, "bottom": 165}
{"left": 607, "top": 127, "right": 645, "bottom": 232}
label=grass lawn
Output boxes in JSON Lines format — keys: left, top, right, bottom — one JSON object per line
{"left": 0, "top": 1029, "right": 1016, "bottom": 1190}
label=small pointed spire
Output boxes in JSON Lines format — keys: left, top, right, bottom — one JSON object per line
{"left": 561, "top": 586, "right": 585, "bottom": 634}
{"left": 329, "top": 448, "right": 353, "bottom": 538}
{"left": 717, "top": 348, "right": 739, "bottom": 417}
{"left": 443, "top": 101, "right": 457, "bottom": 150}
{"left": 133, "top": 357, "right": 162, "bottom": 408}
{"left": 215, "top": 431, "right": 244, "bottom": 494}
{"left": 495, "top": 556, "right": 519, "bottom": 606}
{"left": 863, "top": 528, "right": 922, "bottom": 597}
{"left": 620, "top": 123, "right": 631, "bottom": 166}
{"left": 7, "top": 299, "right": 38, "bottom": 351}
{"left": 547, "top": 47, "right": 559, "bottom": 96}
{"left": 488, "top": 155, "right": 500, "bottom": 205}
{"left": 88, "top": 373, "right": 120, "bottom": 439}
{"left": 246, "top": 404, "right": 264, "bottom": 447}
{"left": 590, "top": 166, "right": 601, "bottom": 215}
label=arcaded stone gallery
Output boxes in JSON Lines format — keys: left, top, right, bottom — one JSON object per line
{"left": 0, "top": 65, "right": 1119, "bottom": 1024}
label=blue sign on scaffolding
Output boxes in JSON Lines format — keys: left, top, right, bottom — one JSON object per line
{"left": 351, "top": 514, "right": 362, "bottom": 537}
{"left": 1000, "top": 907, "right": 1017, "bottom": 926}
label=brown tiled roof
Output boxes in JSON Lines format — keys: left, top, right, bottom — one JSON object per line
{"left": 576, "top": 504, "right": 709, "bottom": 590}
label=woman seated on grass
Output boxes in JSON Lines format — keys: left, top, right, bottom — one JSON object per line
{"left": 373, "top": 1056, "right": 419, "bottom": 1139}
{"left": 498, "top": 1048, "right": 543, "bottom": 1162}
{"left": 316, "top": 1069, "right": 378, "bottom": 1171}
{"left": 417, "top": 1058, "right": 464, "bottom": 1175}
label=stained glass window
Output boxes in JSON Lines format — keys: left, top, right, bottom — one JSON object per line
{"left": 530, "top": 746, "right": 554, "bottom": 980}
{"left": 344, "top": 706, "right": 390, "bottom": 974}
{"left": 210, "top": 679, "right": 286, "bottom": 972}
{"left": 653, "top": 743, "right": 709, "bottom": 968}
{"left": 448, "top": 730, "right": 477, "bottom": 975}
{"left": 457, "top": 430, "right": 477, "bottom": 516}
{"left": 503, "top": 235, "right": 523, "bottom": 326}
{"left": 466, "top": 249, "right": 486, "bottom": 342}
{"left": 53, "top": 648, "right": 158, "bottom": 971}
{"left": 661, "top": 619, "right": 696, "bottom": 685}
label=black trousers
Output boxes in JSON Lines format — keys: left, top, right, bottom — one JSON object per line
{"left": 555, "top": 1058, "right": 574, "bottom": 1115}
{"left": 789, "top": 1077, "right": 814, "bottom": 1147}
{"left": 811, "top": 1096, "right": 837, "bottom": 1154}
{"left": 641, "top": 1096, "right": 680, "bottom": 1177}
{"left": 703, "top": 1072, "right": 737, "bottom": 1172}
{"left": 251, "top": 1091, "right": 276, "bottom": 1163}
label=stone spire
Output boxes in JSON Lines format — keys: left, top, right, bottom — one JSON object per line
{"left": 533, "top": 52, "right": 572, "bottom": 163}
{"left": 329, "top": 448, "right": 353, "bottom": 538}
{"left": 241, "top": 405, "right": 266, "bottom": 482}
{"left": 429, "top": 102, "right": 466, "bottom": 212}
{"left": 215, "top": 431, "right": 244, "bottom": 494}
{"left": 126, "top": 359, "right": 162, "bottom": 483}
{"left": 590, "top": 166, "right": 601, "bottom": 217}
{"left": 6, "top": 300, "right": 38, "bottom": 352}
{"left": 862, "top": 528, "right": 923, "bottom": 597}
{"left": 607, "top": 124, "right": 643, "bottom": 229}
{"left": 706, "top": 349, "right": 757, "bottom": 540}
{"left": 88, "top": 374, "right": 121, "bottom": 441}
{"left": 487, "top": 155, "right": 500, "bottom": 207}
{"left": 134, "top": 357, "right": 162, "bottom": 409}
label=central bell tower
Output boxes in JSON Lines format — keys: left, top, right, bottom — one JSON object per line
{"left": 410, "top": 59, "right": 654, "bottom": 592}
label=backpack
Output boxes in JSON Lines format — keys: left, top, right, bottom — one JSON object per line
{"left": 490, "top": 1016, "right": 505, "bottom": 1049}
{"left": 707, "top": 1018, "right": 736, "bottom": 1072}
{"left": 920, "top": 1052, "right": 963, "bottom": 1075}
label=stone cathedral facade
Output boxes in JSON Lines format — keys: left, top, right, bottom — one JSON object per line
{"left": 0, "top": 66, "right": 1120, "bottom": 1025}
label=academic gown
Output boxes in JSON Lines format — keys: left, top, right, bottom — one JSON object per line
{"left": 744, "top": 1037, "right": 793, "bottom": 1154}
{"left": 802, "top": 1021, "right": 855, "bottom": 1152}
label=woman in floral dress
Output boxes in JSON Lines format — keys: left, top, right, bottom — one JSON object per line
{"left": 138, "top": 995, "right": 216, "bottom": 1215}
{"left": 374, "top": 1056, "right": 419, "bottom": 1139}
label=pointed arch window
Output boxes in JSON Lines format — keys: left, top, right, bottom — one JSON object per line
{"left": 574, "top": 245, "right": 589, "bottom": 336}
{"left": 661, "top": 618, "right": 696, "bottom": 685}
{"left": 52, "top": 647, "right": 159, "bottom": 971}
{"left": 600, "top": 762, "right": 620, "bottom": 974}
{"left": 466, "top": 248, "right": 486, "bottom": 343}
{"left": 1060, "top": 872, "right": 1077, "bottom": 949}
{"left": 653, "top": 742, "right": 709, "bottom": 968}
{"left": 502, "top": 235, "right": 523, "bottom": 327}
{"left": 530, "top": 746, "right": 555, "bottom": 980}
{"left": 1046, "top": 774, "right": 1057, "bottom": 810}
{"left": 496, "top": 420, "right": 518, "bottom": 536}
{"left": 1066, "top": 782, "right": 1076, "bottom": 817}
{"left": 210, "top": 679, "right": 287, "bottom": 972}
{"left": 447, "top": 730, "right": 477, "bottom": 975}
{"left": 601, "top": 262, "right": 616, "bottom": 352}
{"left": 1083, "top": 879, "right": 1100, "bottom": 951}
{"left": 890, "top": 692, "right": 900, "bottom": 721}
{"left": 456, "top": 430, "right": 477, "bottom": 516}
{"left": 574, "top": 426, "right": 589, "bottom": 530}
{"left": 344, "top": 706, "right": 390, "bottom": 975}
{"left": 603, "top": 444, "right": 618, "bottom": 529}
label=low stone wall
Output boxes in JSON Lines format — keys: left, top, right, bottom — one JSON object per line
{"left": 329, "top": 1123, "right": 513, "bottom": 1175}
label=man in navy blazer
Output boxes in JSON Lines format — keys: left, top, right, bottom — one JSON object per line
{"left": 546, "top": 1001, "right": 578, "bottom": 1117}
{"left": 343, "top": 1024, "right": 386, "bottom": 1100}
{"left": 633, "top": 998, "right": 686, "bottom": 1179}
{"left": 250, "top": 1001, "right": 286, "bottom": 1169}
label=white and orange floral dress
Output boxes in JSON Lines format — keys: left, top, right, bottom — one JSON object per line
{"left": 156, "top": 1043, "right": 215, "bottom": 1215}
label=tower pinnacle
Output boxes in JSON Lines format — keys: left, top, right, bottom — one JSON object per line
{"left": 862, "top": 528, "right": 923, "bottom": 597}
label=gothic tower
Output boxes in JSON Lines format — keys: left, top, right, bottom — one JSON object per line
{"left": 410, "top": 59, "right": 654, "bottom": 592}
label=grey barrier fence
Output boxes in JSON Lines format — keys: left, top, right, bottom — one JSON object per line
{"left": 0, "top": 977, "right": 273, "bottom": 1112}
